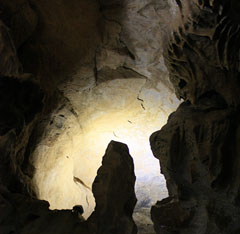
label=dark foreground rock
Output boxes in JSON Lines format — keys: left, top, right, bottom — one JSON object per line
{"left": 150, "top": 101, "right": 240, "bottom": 234}
{"left": 88, "top": 140, "right": 137, "bottom": 234}
{"left": 0, "top": 183, "right": 90, "bottom": 234}
{"left": 149, "top": 1, "right": 240, "bottom": 233}
{"left": 0, "top": 140, "right": 137, "bottom": 234}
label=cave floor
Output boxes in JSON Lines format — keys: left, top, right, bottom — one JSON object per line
{"left": 133, "top": 207, "right": 155, "bottom": 234}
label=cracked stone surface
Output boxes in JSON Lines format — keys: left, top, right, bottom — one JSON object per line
{"left": 22, "top": 0, "right": 179, "bottom": 224}
{"left": 0, "top": 0, "right": 180, "bottom": 233}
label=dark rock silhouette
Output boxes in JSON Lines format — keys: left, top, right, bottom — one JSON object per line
{"left": 88, "top": 141, "right": 137, "bottom": 234}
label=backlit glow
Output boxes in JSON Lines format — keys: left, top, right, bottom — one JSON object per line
{"left": 31, "top": 78, "right": 179, "bottom": 218}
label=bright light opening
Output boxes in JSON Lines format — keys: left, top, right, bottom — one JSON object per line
{"left": 31, "top": 78, "right": 179, "bottom": 219}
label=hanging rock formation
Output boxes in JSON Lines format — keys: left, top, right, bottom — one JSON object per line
{"left": 150, "top": 0, "right": 240, "bottom": 234}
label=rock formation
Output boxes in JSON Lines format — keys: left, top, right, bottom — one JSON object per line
{"left": 17, "top": 0, "right": 178, "bottom": 222}
{"left": 150, "top": 1, "right": 240, "bottom": 233}
{"left": 1, "top": 139, "right": 137, "bottom": 234}
{"left": 88, "top": 141, "right": 137, "bottom": 234}
{"left": 0, "top": 184, "right": 87, "bottom": 234}
{"left": 0, "top": 0, "right": 178, "bottom": 232}
{"left": 1, "top": 0, "right": 240, "bottom": 233}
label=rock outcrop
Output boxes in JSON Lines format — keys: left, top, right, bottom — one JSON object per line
{"left": 150, "top": 1, "right": 240, "bottom": 234}
{"left": 0, "top": 183, "right": 88, "bottom": 234}
{"left": 88, "top": 141, "right": 137, "bottom": 234}
{"left": 151, "top": 101, "right": 240, "bottom": 234}
{"left": 0, "top": 141, "right": 137, "bottom": 234}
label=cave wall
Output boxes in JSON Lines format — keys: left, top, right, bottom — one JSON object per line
{"left": 150, "top": 1, "right": 240, "bottom": 234}
{"left": 0, "top": 0, "right": 178, "bottom": 233}
{"left": 17, "top": 0, "right": 179, "bottom": 218}
{"left": 0, "top": 140, "right": 137, "bottom": 234}
{"left": 1, "top": 0, "right": 239, "bottom": 234}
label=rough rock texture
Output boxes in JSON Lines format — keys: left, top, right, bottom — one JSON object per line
{"left": 0, "top": 0, "right": 145, "bottom": 232}
{"left": 88, "top": 141, "right": 137, "bottom": 234}
{"left": 0, "top": 184, "right": 89, "bottom": 234}
{"left": 164, "top": 0, "right": 240, "bottom": 105}
{"left": 6, "top": 0, "right": 239, "bottom": 233}
{"left": 150, "top": 1, "right": 240, "bottom": 234}
{"left": 151, "top": 101, "right": 240, "bottom": 234}
{"left": 22, "top": 0, "right": 179, "bottom": 226}
{"left": 0, "top": 21, "right": 20, "bottom": 76}
{"left": 1, "top": 0, "right": 240, "bottom": 233}
{"left": 0, "top": 0, "right": 38, "bottom": 76}
{"left": 0, "top": 141, "right": 137, "bottom": 234}
{"left": 0, "top": 76, "right": 44, "bottom": 195}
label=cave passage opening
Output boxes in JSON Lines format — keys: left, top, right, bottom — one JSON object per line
{"left": 31, "top": 78, "right": 179, "bottom": 220}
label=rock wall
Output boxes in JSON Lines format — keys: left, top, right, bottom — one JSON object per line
{"left": 150, "top": 1, "right": 240, "bottom": 234}
{"left": 0, "top": 0, "right": 179, "bottom": 233}
{"left": 21, "top": 0, "right": 179, "bottom": 220}
{"left": 3, "top": 0, "right": 239, "bottom": 233}
{"left": 0, "top": 141, "right": 137, "bottom": 234}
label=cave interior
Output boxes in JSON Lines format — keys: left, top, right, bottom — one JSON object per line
{"left": 1, "top": 0, "right": 240, "bottom": 234}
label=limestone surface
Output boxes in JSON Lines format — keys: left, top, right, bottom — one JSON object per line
{"left": 150, "top": 1, "right": 240, "bottom": 233}
{"left": 151, "top": 100, "right": 240, "bottom": 234}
